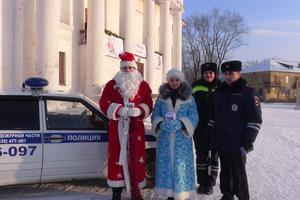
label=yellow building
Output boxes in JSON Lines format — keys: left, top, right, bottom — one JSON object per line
{"left": 242, "top": 58, "right": 300, "bottom": 102}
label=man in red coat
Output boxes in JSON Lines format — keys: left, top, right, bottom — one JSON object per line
{"left": 99, "top": 52, "right": 153, "bottom": 200}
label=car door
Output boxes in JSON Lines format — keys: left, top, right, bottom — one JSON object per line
{"left": 41, "top": 97, "right": 108, "bottom": 182}
{"left": 0, "top": 96, "right": 43, "bottom": 186}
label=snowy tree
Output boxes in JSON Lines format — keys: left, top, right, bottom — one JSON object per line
{"left": 183, "top": 9, "right": 249, "bottom": 82}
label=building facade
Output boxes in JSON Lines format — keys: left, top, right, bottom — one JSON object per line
{"left": 242, "top": 58, "right": 300, "bottom": 102}
{"left": 0, "top": 0, "right": 184, "bottom": 100}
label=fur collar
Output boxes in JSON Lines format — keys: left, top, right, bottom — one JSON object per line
{"left": 159, "top": 82, "right": 192, "bottom": 100}
{"left": 218, "top": 78, "right": 247, "bottom": 92}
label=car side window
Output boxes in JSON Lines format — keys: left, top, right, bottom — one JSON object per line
{"left": 0, "top": 99, "right": 40, "bottom": 130}
{"left": 45, "top": 100, "right": 106, "bottom": 130}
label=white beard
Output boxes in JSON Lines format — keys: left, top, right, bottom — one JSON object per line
{"left": 114, "top": 70, "right": 143, "bottom": 99}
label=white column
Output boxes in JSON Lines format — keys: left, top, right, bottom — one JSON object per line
{"left": 172, "top": 8, "right": 183, "bottom": 70}
{"left": 2, "top": 1, "right": 14, "bottom": 90}
{"left": 14, "top": 0, "right": 24, "bottom": 89}
{"left": 23, "top": 0, "right": 36, "bottom": 79}
{"left": 36, "top": 0, "right": 60, "bottom": 90}
{"left": 144, "top": 0, "right": 155, "bottom": 86}
{"left": 86, "top": 0, "right": 105, "bottom": 100}
{"left": 71, "top": 0, "right": 84, "bottom": 92}
{"left": 159, "top": 0, "right": 172, "bottom": 80}
{"left": 123, "top": 0, "right": 134, "bottom": 52}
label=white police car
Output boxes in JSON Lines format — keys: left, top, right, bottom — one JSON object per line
{"left": 0, "top": 78, "right": 155, "bottom": 186}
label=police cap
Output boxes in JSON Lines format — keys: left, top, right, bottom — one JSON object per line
{"left": 201, "top": 62, "right": 217, "bottom": 74}
{"left": 221, "top": 60, "right": 242, "bottom": 73}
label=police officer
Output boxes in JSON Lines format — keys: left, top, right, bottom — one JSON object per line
{"left": 192, "top": 63, "right": 220, "bottom": 195}
{"left": 214, "top": 60, "right": 262, "bottom": 200}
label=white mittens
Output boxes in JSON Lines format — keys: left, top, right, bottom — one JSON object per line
{"left": 128, "top": 107, "right": 142, "bottom": 117}
{"left": 117, "top": 107, "right": 129, "bottom": 117}
{"left": 118, "top": 106, "right": 142, "bottom": 117}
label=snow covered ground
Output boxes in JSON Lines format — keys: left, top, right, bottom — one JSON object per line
{"left": 0, "top": 103, "right": 299, "bottom": 200}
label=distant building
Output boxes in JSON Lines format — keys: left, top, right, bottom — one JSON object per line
{"left": 242, "top": 58, "right": 300, "bottom": 102}
{"left": 0, "top": 0, "right": 184, "bottom": 100}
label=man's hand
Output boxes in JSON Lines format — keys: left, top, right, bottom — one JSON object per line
{"left": 128, "top": 107, "right": 142, "bottom": 117}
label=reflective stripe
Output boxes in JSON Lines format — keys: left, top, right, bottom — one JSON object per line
{"left": 192, "top": 85, "right": 208, "bottom": 94}
{"left": 197, "top": 164, "right": 208, "bottom": 167}
{"left": 247, "top": 125, "right": 260, "bottom": 132}
{"left": 247, "top": 122, "right": 261, "bottom": 132}
{"left": 208, "top": 120, "right": 215, "bottom": 126}
{"left": 247, "top": 122, "right": 261, "bottom": 127}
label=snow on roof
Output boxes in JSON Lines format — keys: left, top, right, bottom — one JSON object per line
{"left": 241, "top": 58, "right": 300, "bottom": 74}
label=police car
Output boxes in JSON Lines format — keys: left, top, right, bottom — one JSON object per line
{"left": 0, "top": 78, "right": 155, "bottom": 186}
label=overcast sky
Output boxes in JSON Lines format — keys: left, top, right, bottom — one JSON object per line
{"left": 183, "top": 0, "right": 300, "bottom": 62}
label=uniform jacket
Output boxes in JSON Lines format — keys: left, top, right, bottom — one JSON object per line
{"left": 151, "top": 83, "right": 199, "bottom": 200}
{"left": 99, "top": 79, "right": 153, "bottom": 190}
{"left": 214, "top": 78, "right": 262, "bottom": 153}
{"left": 192, "top": 78, "right": 220, "bottom": 151}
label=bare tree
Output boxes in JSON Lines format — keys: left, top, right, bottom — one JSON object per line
{"left": 183, "top": 8, "right": 249, "bottom": 83}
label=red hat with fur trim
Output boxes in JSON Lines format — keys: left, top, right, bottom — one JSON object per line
{"left": 119, "top": 52, "right": 137, "bottom": 68}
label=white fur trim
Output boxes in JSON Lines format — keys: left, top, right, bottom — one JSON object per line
{"left": 155, "top": 188, "right": 196, "bottom": 199}
{"left": 152, "top": 117, "right": 164, "bottom": 136}
{"left": 107, "top": 103, "right": 122, "bottom": 120}
{"left": 107, "top": 179, "right": 126, "bottom": 188}
{"left": 174, "top": 190, "right": 196, "bottom": 200}
{"left": 179, "top": 117, "right": 195, "bottom": 137}
{"left": 192, "top": 138, "right": 198, "bottom": 186}
{"left": 137, "top": 103, "right": 150, "bottom": 119}
{"left": 107, "top": 179, "right": 146, "bottom": 191}
{"left": 120, "top": 61, "right": 137, "bottom": 68}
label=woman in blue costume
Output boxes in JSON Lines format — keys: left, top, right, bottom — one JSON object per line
{"left": 152, "top": 68, "right": 199, "bottom": 200}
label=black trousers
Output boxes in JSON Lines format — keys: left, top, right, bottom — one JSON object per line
{"left": 196, "top": 150, "right": 219, "bottom": 187}
{"left": 219, "top": 151, "right": 249, "bottom": 200}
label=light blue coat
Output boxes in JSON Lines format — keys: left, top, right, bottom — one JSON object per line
{"left": 151, "top": 96, "right": 199, "bottom": 199}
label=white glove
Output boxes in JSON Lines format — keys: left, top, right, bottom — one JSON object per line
{"left": 118, "top": 107, "right": 129, "bottom": 117}
{"left": 128, "top": 107, "right": 142, "bottom": 117}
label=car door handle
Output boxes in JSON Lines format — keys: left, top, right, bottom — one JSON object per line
{"left": 45, "top": 135, "right": 65, "bottom": 143}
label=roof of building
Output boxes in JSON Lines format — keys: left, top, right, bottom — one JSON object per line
{"left": 242, "top": 58, "right": 300, "bottom": 74}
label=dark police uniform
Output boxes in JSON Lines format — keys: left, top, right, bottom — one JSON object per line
{"left": 214, "top": 61, "right": 262, "bottom": 200}
{"left": 192, "top": 62, "right": 220, "bottom": 194}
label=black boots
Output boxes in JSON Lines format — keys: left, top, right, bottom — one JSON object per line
{"left": 219, "top": 195, "right": 234, "bottom": 200}
{"left": 197, "top": 186, "right": 213, "bottom": 195}
{"left": 112, "top": 187, "right": 123, "bottom": 200}
{"left": 167, "top": 198, "right": 175, "bottom": 200}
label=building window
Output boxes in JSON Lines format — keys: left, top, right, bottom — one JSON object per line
{"left": 60, "top": 0, "right": 70, "bottom": 24}
{"left": 59, "top": 52, "right": 66, "bottom": 86}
